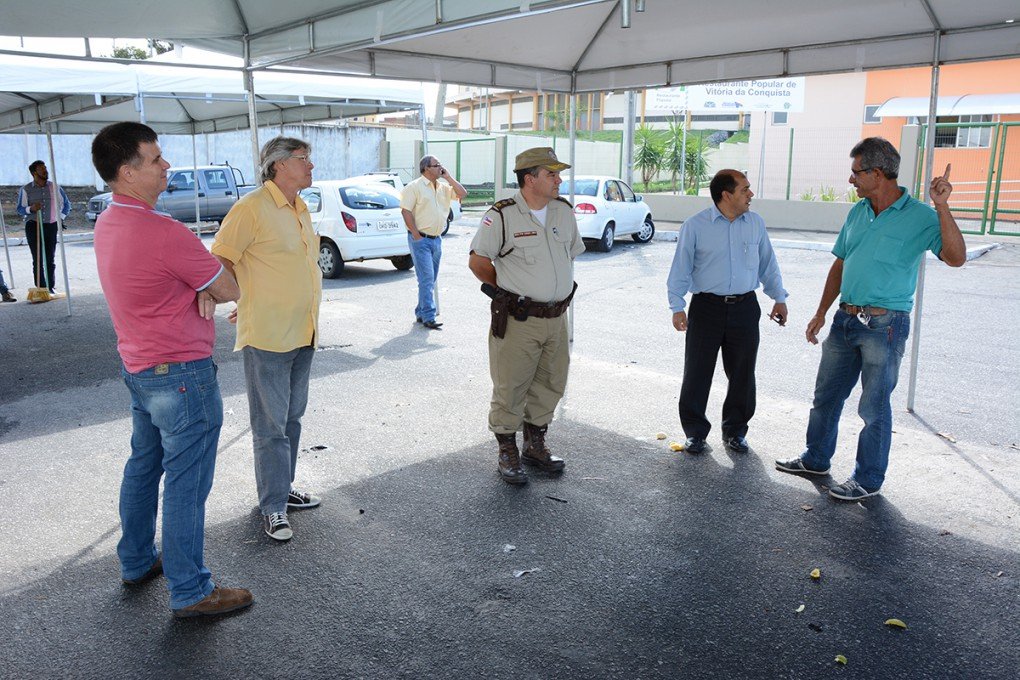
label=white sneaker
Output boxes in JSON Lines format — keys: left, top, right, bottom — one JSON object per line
{"left": 287, "top": 488, "right": 321, "bottom": 509}
{"left": 263, "top": 512, "right": 293, "bottom": 541}
{"left": 829, "top": 478, "right": 880, "bottom": 501}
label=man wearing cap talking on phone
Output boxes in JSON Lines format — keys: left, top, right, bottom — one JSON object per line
{"left": 776, "top": 137, "right": 965, "bottom": 501}
{"left": 468, "top": 147, "right": 584, "bottom": 485}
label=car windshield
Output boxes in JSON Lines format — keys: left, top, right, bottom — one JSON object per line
{"left": 339, "top": 185, "right": 401, "bottom": 210}
{"left": 559, "top": 179, "right": 598, "bottom": 196}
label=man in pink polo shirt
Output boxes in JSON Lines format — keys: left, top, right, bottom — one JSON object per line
{"left": 92, "top": 121, "right": 252, "bottom": 619}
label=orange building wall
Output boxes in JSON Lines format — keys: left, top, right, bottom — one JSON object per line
{"left": 864, "top": 59, "right": 1020, "bottom": 215}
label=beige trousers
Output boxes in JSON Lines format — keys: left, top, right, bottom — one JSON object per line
{"left": 488, "top": 314, "right": 570, "bottom": 434}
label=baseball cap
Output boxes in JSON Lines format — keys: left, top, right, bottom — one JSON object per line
{"left": 514, "top": 147, "right": 571, "bottom": 172}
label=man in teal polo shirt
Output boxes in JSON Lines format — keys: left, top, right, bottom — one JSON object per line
{"left": 776, "top": 137, "right": 965, "bottom": 501}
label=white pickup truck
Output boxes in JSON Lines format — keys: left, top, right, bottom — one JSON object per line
{"left": 347, "top": 172, "right": 462, "bottom": 235}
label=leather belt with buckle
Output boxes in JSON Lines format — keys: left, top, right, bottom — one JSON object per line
{"left": 698, "top": 291, "right": 754, "bottom": 304}
{"left": 839, "top": 303, "right": 887, "bottom": 316}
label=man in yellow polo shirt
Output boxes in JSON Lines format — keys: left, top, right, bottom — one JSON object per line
{"left": 212, "top": 136, "right": 323, "bottom": 542}
{"left": 400, "top": 155, "right": 467, "bottom": 330}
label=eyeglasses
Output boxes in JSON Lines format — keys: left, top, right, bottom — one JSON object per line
{"left": 289, "top": 154, "right": 313, "bottom": 164}
{"left": 428, "top": 164, "right": 442, "bottom": 168}
{"left": 850, "top": 166, "right": 872, "bottom": 178}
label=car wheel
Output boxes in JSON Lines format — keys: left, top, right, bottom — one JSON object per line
{"left": 632, "top": 215, "right": 655, "bottom": 243}
{"left": 318, "top": 240, "right": 344, "bottom": 278}
{"left": 391, "top": 254, "right": 414, "bottom": 271}
{"left": 595, "top": 223, "right": 615, "bottom": 252}
{"left": 443, "top": 210, "right": 452, "bottom": 236}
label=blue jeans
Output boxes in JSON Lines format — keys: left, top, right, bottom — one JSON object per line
{"left": 242, "top": 346, "right": 314, "bottom": 515}
{"left": 801, "top": 310, "right": 910, "bottom": 490}
{"left": 408, "top": 234, "right": 441, "bottom": 322}
{"left": 118, "top": 358, "right": 222, "bottom": 609}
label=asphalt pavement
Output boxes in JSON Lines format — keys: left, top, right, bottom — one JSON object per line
{"left": 0, "top": 217, "right": 1018, "bottom": 679}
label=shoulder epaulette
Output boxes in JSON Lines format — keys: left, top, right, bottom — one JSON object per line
{"left": 488, "top": 198, "right": 517, "bottom": 259}
{"left": 554, "top": 196, "right": 573, "bottom": 209}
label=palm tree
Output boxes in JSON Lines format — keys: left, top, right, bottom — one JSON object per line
{"left": 684, "top": 132, "right": 709, "bottom": 194}
{"left": 662, "top": 115, "right": 689, "bottom": 193}
{"left": 633, "top": 125, "right": 663, "bottom": 189}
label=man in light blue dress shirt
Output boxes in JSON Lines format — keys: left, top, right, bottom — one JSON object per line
{"left": 667, "top": 170, "right": 788, "bottom": 455}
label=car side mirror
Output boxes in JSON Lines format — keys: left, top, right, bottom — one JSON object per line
{"left": 635, "top": 195, "right": 643, "bottom": 202}
{"left": 166, "top": 184, "right": 176, "bottom": 193}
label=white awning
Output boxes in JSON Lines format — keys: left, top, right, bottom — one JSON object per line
{"left": 953, "top": 93, "right": 1020, "bottom": 115}
{"left": 875, "top": 93, "right": 1020, "bottom": 118}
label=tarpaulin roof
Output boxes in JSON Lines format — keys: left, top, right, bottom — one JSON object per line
{"left": 2, "top": 1, "right": 1018, "bottom": 92}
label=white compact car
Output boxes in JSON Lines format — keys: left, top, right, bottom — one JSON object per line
{"left": 300, "top": 180, "right": 413, "bottom": 278}
{"left": 347, "top": 171, "right": 462, "bottom": 235}
{"left": 560, "top": 175, "right": 654, "bottom": 252}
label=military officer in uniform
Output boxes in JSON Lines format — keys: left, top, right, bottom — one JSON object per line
{"left": 468, "top": 147, "right": 585, "bottom": 485}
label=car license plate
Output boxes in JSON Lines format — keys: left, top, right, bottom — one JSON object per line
{"left": 377, "top": 221, "right": 400, "bottom": 230}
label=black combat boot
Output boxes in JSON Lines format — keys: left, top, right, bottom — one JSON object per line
{"left": 496, "top": 432, "right": 527, "bottom": 485}
{"left": 521, "top": 422, "right": 565, "bottom": 473}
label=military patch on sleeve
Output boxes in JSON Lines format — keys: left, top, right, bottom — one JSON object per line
{"left": 482, "top": 215, "right": 494, "bottom": 226}
{"left": 514, "top": 231, "right": 538, "bottom": 238}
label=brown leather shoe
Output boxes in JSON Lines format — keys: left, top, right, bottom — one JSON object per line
{"left": 521, "top": 422, "right": 565, "bottom": 473}
{"left": 173, "top": 585, "right": 254, "bottom": 619}
{"left": 1, "top": 290, "right": 15, "bottom": 303}
{"left": 122, "top": 556, "right": 163, "bottom": 586}
{"left": 496, "top": 432, "right": 527, "bottom": 485}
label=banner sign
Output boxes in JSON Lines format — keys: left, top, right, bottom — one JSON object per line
{"left": 647, "top": 78, "right": 805, "bottom": 113}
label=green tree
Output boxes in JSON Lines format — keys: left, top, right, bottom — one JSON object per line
{"left": 110, "top": 41, "right": 173, "bottom": 60}
{"left": 111, "top": 46, "right": 149, "bottom": 60}
{"left": 148, "top": 40, "right": 174, "bottom": 55}
{"left": 683, "top": 132, "right": 709, "bottom": 194}
{"left": 633, "top": 125, "right": 663, "bottom": 189}
{"left": 662, "top": 116, "right": 686, "bottom": 193}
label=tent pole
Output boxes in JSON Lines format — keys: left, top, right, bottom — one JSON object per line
{"left": 192, "top": 128, "right": 201, "bottom": 237}
{"left": 419, "top": 104, "right": 429, "bottom": 154}
{"left": 0, "top": 190, "right": 13, "bottom": 289}
{"left": 45, "top": 125, "right": 72, "bottom": 316}
{"left": 680, "top": 106, "right": 688, "bottom": 191}
{"left": 622, "top": 91, "right": 634, "bottom": 187}
{"left": 906, "top": 30, "right": 942, "bottom": 412}
{"left": 244, "top": 36, "right": 261, "bottom": 185}
{"left": 568, "top": 89, "right": 577, "bottom": 344}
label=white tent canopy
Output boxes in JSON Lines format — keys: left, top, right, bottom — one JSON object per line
{"left": 0, "top": 54, "right": 422, "bottom": 135}
{"left": 0, "top": 52, "right": 422, "bottom": 317}
{"left": 3, "top": 1, "right": 1019, "bottom": 92}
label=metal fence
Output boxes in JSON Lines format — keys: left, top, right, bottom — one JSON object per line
{"left": 913, "top": 121, "right": 1020, "bottom": 236}
{"left": 429, "top": 138, "right": 497, "bottom": 206}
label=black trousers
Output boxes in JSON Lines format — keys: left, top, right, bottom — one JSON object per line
{"left": 25, "top": 220, "right": 58, "bottom": 291}
{"left": 679, "top": 293, "right": 760, "bottom": 439}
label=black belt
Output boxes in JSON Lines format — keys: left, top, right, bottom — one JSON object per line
{"left": 416, "top": 233, "right": 439, "bottom": 240}
{"left": 696, "top": 291, "right": 754, "bottom": 304}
